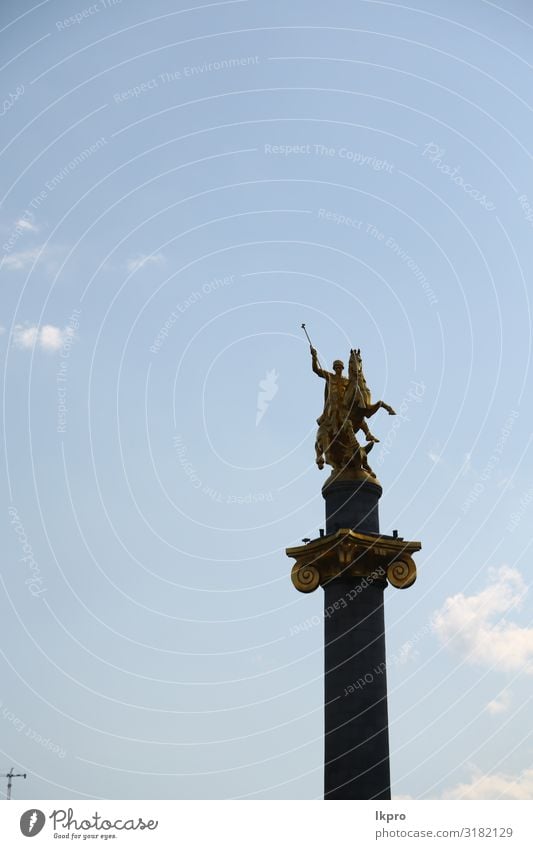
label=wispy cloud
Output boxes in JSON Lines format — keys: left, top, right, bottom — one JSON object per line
{"left": 460, "top": 451, "right": 472, "bottom": 476}
{"left": 1, "top": 243, "right": 63, "bottom": 276}
{"left": 432, "top": 565, "right": 533, "bottom": 674}
{"left": 443, "top": 766, "right": 533, "bottom": 800}
{"left": 485, "top": 690, "right": 512, "bottom": 715}
{"left": 127, "top": 253, "right": 165, "bottom": 273}
{"left": 13, "top": 324, "right": 75, "bottom": 352}
{"left": 396, "top": 641, "right": 419, "bottom": 665}
{"left": 16, "top": 217, "right": 38, "bottom": 233}
{"left": 2, "top": 247, "right": 42, "bottom": 271}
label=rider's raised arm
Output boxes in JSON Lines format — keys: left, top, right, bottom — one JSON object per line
{"left": 310, "top": 347, "right": 327, "bottom": 378}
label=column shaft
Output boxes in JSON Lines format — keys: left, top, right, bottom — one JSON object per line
{"left": 324, "top": 577, "right": 390, "bottom": 800}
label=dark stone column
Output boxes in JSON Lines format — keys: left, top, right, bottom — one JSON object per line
{"left": 323, "top": 577, "right": 390, "bottom": 799}
{"left": 323, "top": 477, "right": 382, "bottom": 535}
{"left": 322, "top": 477, "right": 391, "bottom": 800}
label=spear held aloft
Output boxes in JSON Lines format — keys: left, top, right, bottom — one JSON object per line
{"left": 301, "top": 322, "right": 313, "bottom": 347}
{"left": 301, "top": 322, "right": 323, "bottom": 370}
{"left": 302, "top": 322, "right": 324, "bottom": 368}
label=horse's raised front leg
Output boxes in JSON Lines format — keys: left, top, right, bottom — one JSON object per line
{"left": 315, "top": 440, "right": 324, "bottom": 469}
{"left": 315, "top": 428, "right": 326, "bottom": 469}
{"left": 360, "top": 418, "right": 380, "bottom": 443}
{"left": 361, "top": 401, "right": 382, "bottom": 418}
{"left": 364, "top": 401, "right": 396, "bottom": 417}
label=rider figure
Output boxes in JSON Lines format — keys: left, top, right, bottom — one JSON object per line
{"left": 311, "top": 348, "right": 349, "bottom": 434}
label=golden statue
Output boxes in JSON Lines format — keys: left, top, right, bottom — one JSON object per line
{"left": 306, "top": 333, "right": 396, "bottom": 480}
{"left": 287, "top": 328, "right": 422, "bottom": 597}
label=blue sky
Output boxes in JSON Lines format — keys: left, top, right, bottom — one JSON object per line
{"left": 1, "top": 0, "right": 532, "bottom": 800}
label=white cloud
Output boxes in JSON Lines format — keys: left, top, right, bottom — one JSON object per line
{"left": 486, "top": 690, "right": 512, "bottom": 715}
{"left": 428, "top": 450, "right": 442, "bottom": 465}
{"left": 13, "top": 325, "right": 39, "bottom": 349}
{"left": 444, "top": 767, "right": 533, "bottom": 800}
{"left": 127, "top": 253, "right": 165, "bottom": 273}
{"left": 2, "top": 245, "right": 65, "bottom": 276}
{"left": 396, "top": 641, "right": 419, "bottom": 665}
{"left": 2, "top": 247, "right": 42, "bottom": 271}
{"left": 13, "top": 324, "right": 74, "bottom": 352}
{"left": 16, "top": 217, "right": 38, "bottom": 232}
{"left": 40, "top": 324, "right": 72, "bottom": 351}
{"left": 432, "top": 566, "right": 533, "bottom": 674}
{"left": 461, "top": 451, "right": 473, "bottom": 476}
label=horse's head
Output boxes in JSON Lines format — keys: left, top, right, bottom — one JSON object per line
{"left": 350, "top": 348, "right": 363, "bottom": 373}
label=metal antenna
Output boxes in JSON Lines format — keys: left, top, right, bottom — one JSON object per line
{"left": 3, "top": 767, "right": 27, "bottom": 800}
